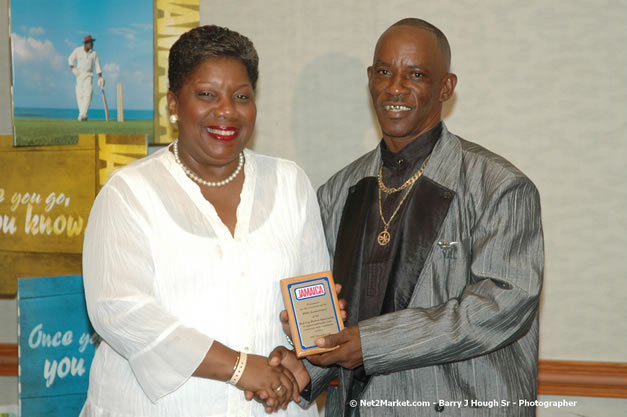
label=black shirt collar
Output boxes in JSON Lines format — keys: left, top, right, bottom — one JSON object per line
{"left": 379, "top": 122, "right": 442, "bottom": 170}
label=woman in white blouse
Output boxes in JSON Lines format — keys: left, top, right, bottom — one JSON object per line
{"left": 80, "top": 25, "right": 329, "bottom": 417}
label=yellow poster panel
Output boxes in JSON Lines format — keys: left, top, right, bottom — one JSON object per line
{"left": 97, "top": 134, "right": 148, "bottom": 190}
{"left": 154, "top": 0, "right": 200, "bottom": 144}
{"left": 0, "top": 136, "right": 95, "bottom": 255}
{"left": 0, "top": 134, "right": 146, "bottom": 295}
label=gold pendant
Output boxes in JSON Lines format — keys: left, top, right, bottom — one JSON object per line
{"left": 377, "top": 230, "right": 391, "bottom": 246}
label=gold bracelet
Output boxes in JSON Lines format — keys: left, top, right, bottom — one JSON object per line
{"left": 231, "top": 352, "right": 241, "bottom": 374}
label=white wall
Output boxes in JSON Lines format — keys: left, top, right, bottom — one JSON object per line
{"left": 200, "top": 0, "right": 627, "bottom": 363}
{"left": 0, "top": 0, "right": 11, "bottom": 135}
{"left": 0, "top": 0, "right": 16, "bottom": 406}
{"left": 201, "top": 2, "right": 627, "bottom": 413}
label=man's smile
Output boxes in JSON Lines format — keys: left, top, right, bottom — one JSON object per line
{"left": 383, "top": 104, "right": 412, "bottom": 112}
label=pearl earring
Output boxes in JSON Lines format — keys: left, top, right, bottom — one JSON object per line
{"left": 169, "top": 114, "right": 178, "bottom": 124}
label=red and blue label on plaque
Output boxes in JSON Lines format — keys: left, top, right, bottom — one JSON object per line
{"left": 18, "top": 275, "right": 98, "bottom": 416}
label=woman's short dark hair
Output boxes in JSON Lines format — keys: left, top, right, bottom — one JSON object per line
{"left": 168, "top": 25, "right": 259, "bottom": 93}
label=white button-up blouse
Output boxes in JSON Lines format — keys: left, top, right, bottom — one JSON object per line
{"left": 80, "top": 146, "right": 329, "bottom": 416}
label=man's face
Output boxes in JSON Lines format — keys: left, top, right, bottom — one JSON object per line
{"left": 84, "top": 41, "right": 93, "bottom": 51}
{"left": 368, "top": 25, "right": 455, "bottom": 147}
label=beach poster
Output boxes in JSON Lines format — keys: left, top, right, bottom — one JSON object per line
{"left": 10, "top": 0, "right": 154, "bottom": 146}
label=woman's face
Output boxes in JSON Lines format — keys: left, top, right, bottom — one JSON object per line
{"left": 168, "top": 57, "right": 256, "bottom": 168}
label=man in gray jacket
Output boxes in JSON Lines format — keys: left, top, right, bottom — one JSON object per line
{"left": 264, "top": 17, "right": 544, "bottom": 417}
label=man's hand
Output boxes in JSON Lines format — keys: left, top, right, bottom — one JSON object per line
{"left": 244, "top": 346, "right": 310, "bottom": 412}
{"left": 71, "top": 66, "right": 79, "bottom": 76}
{"left": 268, "top": 346, "right": 310, "bottom": 395}
{"left": 98, "top": 76, "right": 105, "bottom": 89}
{"left": 237, "top": 353, "right": 298, "bottom": 413}
{"left": 280, "top": 283, "right": 347, "bottom": 339}
{"left": 307, "top": 325, "right": 363, "bottom": 369}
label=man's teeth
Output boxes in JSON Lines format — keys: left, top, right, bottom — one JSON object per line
{"left": 384, "top": 105, "right": 411, "bottom": 112}
{"left": 207, "top": 128, "right": 236, "bottom": 135}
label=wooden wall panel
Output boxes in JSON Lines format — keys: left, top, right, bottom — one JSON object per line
{"left": 0, "top": 252, "right": 82, "bottom": 295}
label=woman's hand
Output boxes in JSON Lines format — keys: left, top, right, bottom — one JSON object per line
{"left": 236, "top": 354, "right": 299, "bottom": 413}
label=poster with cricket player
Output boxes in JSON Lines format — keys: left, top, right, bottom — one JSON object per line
{"left": 10, "top": 0, "right": 154, "bottom": 146}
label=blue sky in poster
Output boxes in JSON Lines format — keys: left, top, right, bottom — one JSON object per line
{"left": 11, "top": 0, "right": 153, "bottom": 111}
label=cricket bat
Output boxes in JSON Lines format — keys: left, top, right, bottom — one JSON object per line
{"left": 101, "top": 87, "right": 109, "bottom": 121}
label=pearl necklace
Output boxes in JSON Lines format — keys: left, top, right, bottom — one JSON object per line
{"left": 172, "top": 139, "right": 244, "bottom": 187}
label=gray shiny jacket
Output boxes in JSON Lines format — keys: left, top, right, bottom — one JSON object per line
{"left": 302, "top": 123, "right": 544, "bottom": 417}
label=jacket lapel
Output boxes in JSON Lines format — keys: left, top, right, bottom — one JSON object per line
{"left": 332, "top": 174, "right": 455, "bottom": 317}
{"left": 331, "top": 177, "right": 377, "bottom": 327}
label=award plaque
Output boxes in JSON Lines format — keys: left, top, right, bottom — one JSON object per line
{"left": 281, "top": 271, "right": 344, "bottom": 358}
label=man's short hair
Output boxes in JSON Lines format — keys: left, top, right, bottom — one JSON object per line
{"left": 391, "top": 18, "right": 452, "bottom": 70}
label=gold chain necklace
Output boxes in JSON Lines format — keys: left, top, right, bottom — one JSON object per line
{"left": 376, "top": 156, "right": 430, "bottom": 246}
{"left": 378, "top": 155, "right": 430, "bottom": 193}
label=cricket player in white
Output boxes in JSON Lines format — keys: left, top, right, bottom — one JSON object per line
{"left": 68, "top": 35, "right": 105, "bottom": 121}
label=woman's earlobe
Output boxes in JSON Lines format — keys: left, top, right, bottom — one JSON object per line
{"left": 167, "top": 90, "right": 179, "bottom": 116}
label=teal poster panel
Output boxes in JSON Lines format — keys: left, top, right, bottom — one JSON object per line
{"left": 18, "top": 275, "right": 98, "bottom": 416}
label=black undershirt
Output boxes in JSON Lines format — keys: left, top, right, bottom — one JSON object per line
{"left": 358, "top": 122, "right": 442, "bottom": 322}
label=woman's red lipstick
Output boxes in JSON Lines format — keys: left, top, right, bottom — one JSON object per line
{"left": 206, "top": 126, "right": 238, "bottom": 141}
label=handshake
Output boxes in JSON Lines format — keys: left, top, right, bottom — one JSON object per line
{"left": 240, "top": 344, "right": 309, "bottom": 413}
{"left": 236, "top": 284, "right": 361, "bottom": 414}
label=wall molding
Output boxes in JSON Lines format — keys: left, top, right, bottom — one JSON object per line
{"left": 0, "top": 345, "right": 624, "bottom": 398}
{"left": 0, "top": 343, "right": 17, "bottom": 376}
{"left": 537, "top": 360, "right": 627, "bottom": 398}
